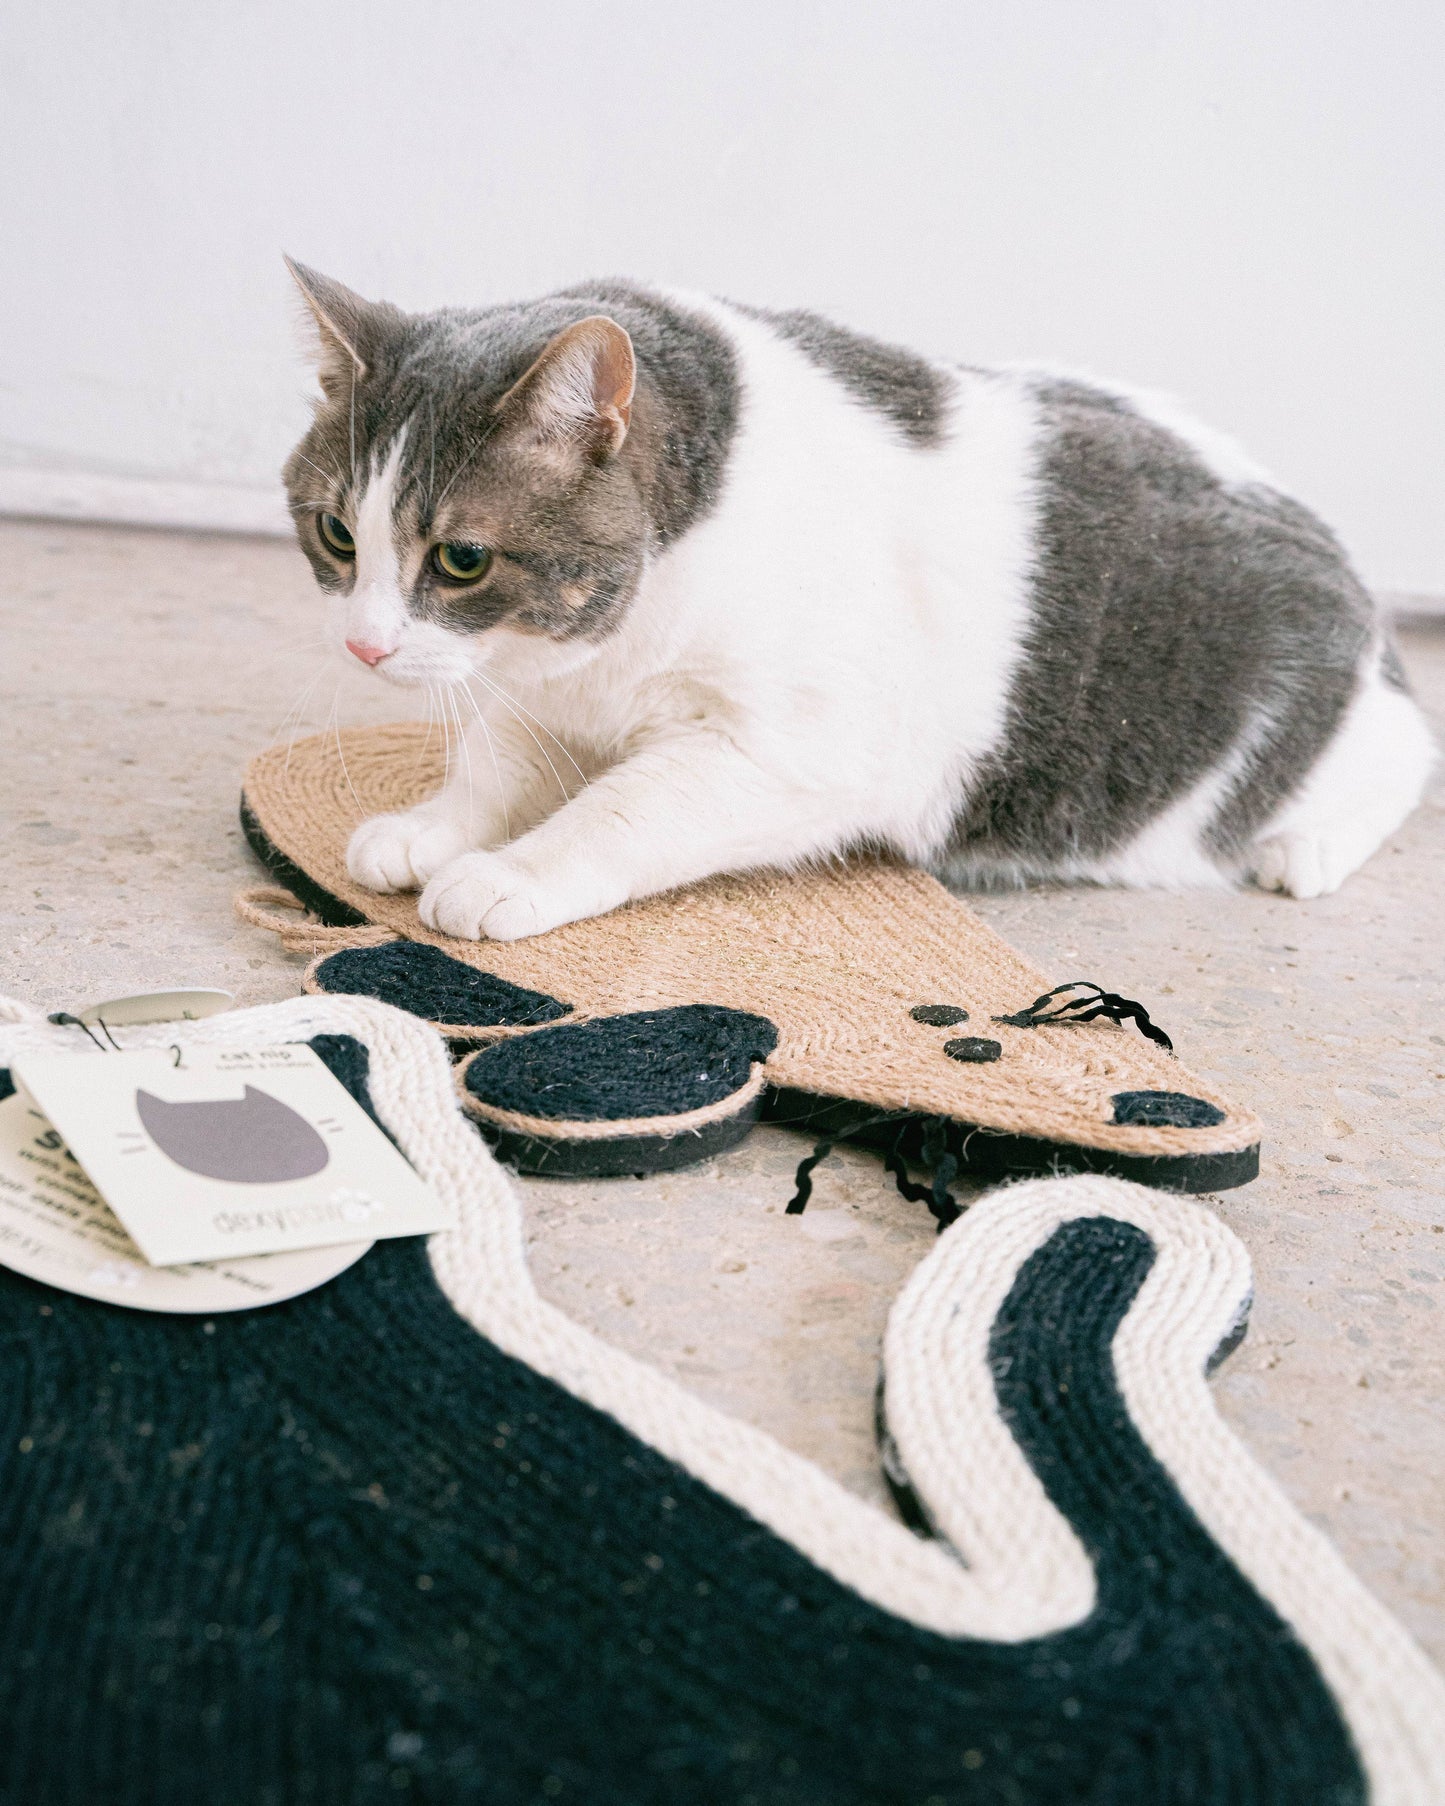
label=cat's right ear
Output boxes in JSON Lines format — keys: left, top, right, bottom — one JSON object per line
{"left": 284, "top": 256, "right": 398, "bottom": 396}
{"left": 491, "top": 315, "right": 637, "bottom": 461}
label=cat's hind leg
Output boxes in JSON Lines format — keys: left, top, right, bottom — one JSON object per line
{"left": 1248, "top": 655, "right": 1435, "bottom": 899}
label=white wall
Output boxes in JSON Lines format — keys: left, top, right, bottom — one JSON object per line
{"left": 2, "top": 0, "right": 1442, "bottom": 590}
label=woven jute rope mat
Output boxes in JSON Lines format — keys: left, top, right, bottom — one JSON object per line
{"left": 238, "top": 724, "right": 1262, "bottom": 1190}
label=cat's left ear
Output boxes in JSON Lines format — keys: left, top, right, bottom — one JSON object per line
{"left": 493, "top": 316, "right": 636, "bottom": 459}
{"left": 284, "top": 256, "right": 401, "bottom": 396}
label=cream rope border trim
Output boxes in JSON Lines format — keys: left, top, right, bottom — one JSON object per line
{"left": 454, "top": 1056, "right": 768, "bottom": 1141}
{"left": 886, "top": 1176, "right": 1445, "bottom": 1806}
{"left": 302, "top": 950, "right": 585, "bottom": 1046}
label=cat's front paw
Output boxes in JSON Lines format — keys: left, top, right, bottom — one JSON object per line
{"left": 346, "top": 811, "right": 472, "bottom": 894}
{"left": 418, "top": 851, "right": 585, "bottom": 941}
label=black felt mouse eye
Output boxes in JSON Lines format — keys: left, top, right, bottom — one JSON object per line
{"left": 317, "top": 513, "right": 355, "bottom": 559}
{"left": 432, "top": 543, "right": 493, "bottom": 583}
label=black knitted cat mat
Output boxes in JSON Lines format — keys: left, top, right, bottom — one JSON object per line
{"left": 237, "top": 725, "right": 1263, "bottom": 1191}
{"left": 0, "top": 996, "right": 1439, "bottom": 1802}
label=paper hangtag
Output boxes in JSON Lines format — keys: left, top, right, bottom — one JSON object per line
{"left": 54, "top": 988, "right": 235, "bottom": 1029}
{"left": 0, "top": 1088, "right": 371, "bottom": 1312}
{"left": 12, "top": 1044, "right": 450, "bottom": 1266}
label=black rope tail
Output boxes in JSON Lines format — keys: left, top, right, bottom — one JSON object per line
{"left": 786, "top": 1140, "right": 839, "bottom": 1215}
{"left": 787, "top": 1113, "right": 963, "bottom": 1233}
{"left": 992, "top": 980, "right": 1174, "bottom": 1053}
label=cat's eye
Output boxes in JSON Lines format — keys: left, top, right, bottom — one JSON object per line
{"left": 317, "top": 513, "right": 355, "bottom": 559}
{"left": 432, "top": 542, "right": 493, "bottom": 584}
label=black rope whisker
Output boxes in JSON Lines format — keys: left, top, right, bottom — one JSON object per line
{"left": 993, "top": 980, "right": 1174, "bottom": 1053}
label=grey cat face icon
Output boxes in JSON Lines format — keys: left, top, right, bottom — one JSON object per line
{"left": 134, "top": 1086, "right": 330, "bottom": 1184}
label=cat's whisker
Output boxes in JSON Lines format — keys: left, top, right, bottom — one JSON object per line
{"left": 235, "top": 634, "right": 334, "bottom": 688}
{"left": 276, "top": 660, "right": 335, "bottom": 784}
{"left": 251, "top": 628, "right": 333, "bottom": 656}
{"left": 445, "top": 685, "right": 476, "bottom": 829}
{"left": 326, "top": 682, "right": 365, "bottom": 818}
{"left": 438, "top": 684, "right": 456, "bottom": 789}
{"left": 453, "top": 682, "right": 511, "bottom": 844}
{"left": 467, "top": 678, "right": 573, "bottom": 811}
{"left": 291, "top": 450, "right": 343, "bottom": 496}
{"left": 274, "top": 644, "right": 341, "bottom": 711}
{"left": 467, "top": 670, "right": 589, "bottom": 799}
{"left": 261, "top": 680, "right": 326, "bottom": 734}
{"left": 347, "top": 367, "right": 358, "bottom": 488}
{"left": 426, "top": 396, "right": 437, "bottom": 515}
{"left": 411, "top": 685, "right": 440, "bottom": 784}
{"left": 278, "top": 694, "right": 321, "bottom": 770}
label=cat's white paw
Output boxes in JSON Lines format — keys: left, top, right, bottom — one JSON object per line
{"left": 1251, "top": 830, "right": 1351, "bottom": 900}
{"left": 418, "top": 851, "right": 567, "bottom": 941}
{"left": 346, "top": 811, "right": 471, "bottom": 894}
{"left": 420, "top": 852, "right": 549, "bottom": 946}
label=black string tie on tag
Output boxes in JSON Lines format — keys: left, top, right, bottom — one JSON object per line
{"left": 47, "top": 1012, "right": 116, "bottom": 1054}
{"left": 786, "top": 1113, "right": 963, "bottom": 1233}
{"left": 992, "top": 980, "right": 1175, "bottom": 1053}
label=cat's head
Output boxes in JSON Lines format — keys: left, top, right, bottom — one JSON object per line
{"left": 281, "top": 260, "right": 648, "bottom": 687}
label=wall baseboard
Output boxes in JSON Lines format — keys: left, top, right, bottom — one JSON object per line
{"left": 0, "top": 466, "right": 291, "bottom": 537}
{"left": 1383, "top": 592, "right": 1445, "bottom": 621}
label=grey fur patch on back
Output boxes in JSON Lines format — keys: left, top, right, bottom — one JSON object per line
{"left": 283, "top": 280, "right": 739, "bottom": 643}
{"left": 948, "top": 378, "right": 1375, "bottom": 875}
{"left": 735, "top": 303, "right": 950, "bottom": 447}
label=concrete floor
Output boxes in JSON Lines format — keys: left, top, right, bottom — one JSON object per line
{"left": 3, "top": 515, "right": 1442, "bottom": 1665}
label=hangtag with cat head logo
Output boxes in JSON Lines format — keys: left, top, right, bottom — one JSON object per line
{"left": 11, "top": 1044, "right": 449, "bottom": 1266}
{"left": 0, "top": 1088, "right": 370, "bottom": 1313}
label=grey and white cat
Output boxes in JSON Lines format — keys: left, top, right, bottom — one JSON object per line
{"left": 282, "top": 260, "right": 1434, "bottom": 942}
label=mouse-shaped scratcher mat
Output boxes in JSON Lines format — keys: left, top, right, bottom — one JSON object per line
{"left": 238, "top": 724, "right": 1261, "bottom": 1189}
{"left": 0, "top": 996, "right": 1439, "bottom": 1803}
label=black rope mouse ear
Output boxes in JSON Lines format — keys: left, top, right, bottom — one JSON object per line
{"left": 993, "top": 980, "right": 1175, "bottom": 1053}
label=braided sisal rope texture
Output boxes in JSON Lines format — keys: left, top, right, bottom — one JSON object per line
{"left": 241, "top": 726, "right": 1261, "bottom": 1160}
{"left": 455, "top": 1053, "right": 769, "bottom": 1140}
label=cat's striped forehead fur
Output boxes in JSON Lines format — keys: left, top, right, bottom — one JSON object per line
{"left": 282, "top": 266, "right": 740, "bottom": 644}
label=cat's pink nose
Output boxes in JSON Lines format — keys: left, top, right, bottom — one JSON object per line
{"left": 346, "top": 640, "right": 392, "bottom": 667}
